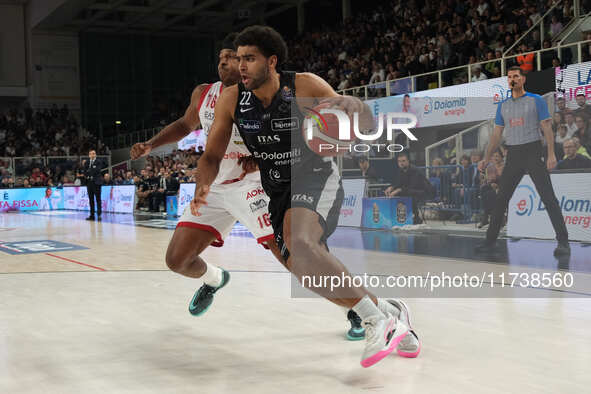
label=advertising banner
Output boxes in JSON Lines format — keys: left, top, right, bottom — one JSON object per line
{"left": 507, "top": 173, "right": 591, "bottom": 242}
{"left": 178, "top": 129, "right": 207, "bottom": 151}
{"left": 178, "top": 183, "right": 195, "bottom": 217}
{"left": 178, "top": 180, "right": 367, "bottom": 226}
{"left": 167, "top": 195, "right": 178, "bottom": 216}
{"left": 0, "top": 187, "right": 64, "bottom": 212}
{"left": 366, "top": 76, "right": 510, "bottom": 128}
{"left": 338, "top": 179, "right": 366, "bottom": 227}
{"left": 361, "top": 197, "right": 413, "bottom": 229}
{"left": 555, "top": 60, "right": 591, "bottom": 108}
{"left": 63, "top": 185, "right": 135, "bottom": 214}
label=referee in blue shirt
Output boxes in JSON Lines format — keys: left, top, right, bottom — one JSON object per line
{"left": 476, "top": 66, "right": 570, "bottom": 255}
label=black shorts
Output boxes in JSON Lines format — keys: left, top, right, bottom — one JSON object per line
{"left": 266, "top": 162, "right": 344, "bottom": 261}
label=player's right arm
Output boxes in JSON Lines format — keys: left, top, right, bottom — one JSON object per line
{"left": 190, "top": 85, "right": 238, "bottom": 216}
{"left": 130, "top": 83, "right": 208, "bottom": 160}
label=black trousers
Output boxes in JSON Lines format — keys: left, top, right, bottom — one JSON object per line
{"left": 486, "top": 141, "right": 568, "bottom": 243}
{"left": 480, "top": 184, "right": 497, "bottom": 216}
{"left": 151, "top": 191, "right": 165, "bottom": 211}
{"left": 87, "top": 182, "right": 102, "bottom": 216}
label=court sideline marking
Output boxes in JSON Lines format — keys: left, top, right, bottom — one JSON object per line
{"left": 45, "top": 253, "right": 106, "bottom": 271}
{"left": 0, "top": 239, "right": 106, "bottom": 271}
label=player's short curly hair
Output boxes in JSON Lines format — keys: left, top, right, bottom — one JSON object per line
{"left": 234, "top": 25, "right": 288, "bottom": 67}
{"left": 221, "top": 32, "right": 237, "bottom": 51}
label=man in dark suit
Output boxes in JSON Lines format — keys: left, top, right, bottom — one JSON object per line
{"left": 384, "top": 152, "right": 434, "bottom": 224}
{"left": 150, "top": 169, "right": 180, "bottom": 212}
{"left": 357, "top": 157, "right": 378, "bottom": 183}
{"left": 83, "top": 149, "right": 104, "bottom": 221}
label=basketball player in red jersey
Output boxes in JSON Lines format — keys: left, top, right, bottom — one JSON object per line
{"left": 130, "top": 34, "right": 366, "bottom": 340}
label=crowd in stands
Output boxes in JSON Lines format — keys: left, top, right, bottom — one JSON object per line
{"left": 0, "top": 141, "right": 205, "bottom": 214}
{"left": 1, "top": 104, "right": 109, "bottom": 158}
{"left": 0, "top": 104, "right": 111, "bottom": 187}
{"left": 350, "top": 91, "right": 591, "bottom": 225}
{"left": 416, "top": 94, "right": 591, "bottom": 225}
{"left": 129, "top": 147, "right": 204, "bottom": 212}
{"left": 553, "top": 95, "right": 591, "bottom": 165}
{"left": 287, "top": 0, "right": 585, "bottom": 93}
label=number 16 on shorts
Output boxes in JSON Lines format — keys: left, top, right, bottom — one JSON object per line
{"left": 257, "top": 213, "right": 271, "bottom": 229}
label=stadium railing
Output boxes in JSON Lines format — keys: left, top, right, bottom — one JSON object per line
{"left": 503, "top": 0, "right": 566, "bottom": 58}
{"left": 0, "top": 157, "right": 14, "bottom": 175}
{"left": 104, "top": 127, "right": 162, "bottom": 150}
{"left": 111, "top": 160, "right": 132, "bottom": 175}
{"left": 425, "top": 120, "right": 495, "bottom": 172}
{"left": 416, "top": 164, "right": 481, "bottom": 223}
{"left": 338, "top": 38, "right": 591, "bottom": 100}
{"left": 12, "top": 155, "right": 112, "bottom": 180}
{"left": 363, "top": 164, "right": 481, "bottom": 223}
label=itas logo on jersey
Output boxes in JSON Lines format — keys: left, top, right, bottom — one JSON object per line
{"left": 249, "top": 199, "right": 267, "bottom": 213}
{"left": 292, "top": 194, "right": 314, "bottom": 204}
{"left": 257, "top": 135, "right": 281, "bottom": 144}
{"left": 509, "top": 117, "right": 524, "bottom": 127}
{"left": 271, "top": 117, "right": 299, "bottom": 131}
{"left": 239, "top": 119, "right": 262, "bottom": 133}
{"left": 246, "top": 187, "right": 265, "bottom": 200}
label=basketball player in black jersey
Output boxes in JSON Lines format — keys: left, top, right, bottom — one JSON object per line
{"left": 132, "top": 33, "right": 366, "bottom": 341}
{"left": 190, "top": 26, "right": 421, "bottom": 367}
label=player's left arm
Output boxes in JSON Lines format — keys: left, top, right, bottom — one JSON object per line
{"left": 295, "top": 72, "right": 375, "bottom": 132}
{"left": 535, "top": 95, "right": 556, "bottom": 170}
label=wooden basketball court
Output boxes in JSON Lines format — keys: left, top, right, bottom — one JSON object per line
{"left": 1, "top": 211, "right": 590, "bottom": 393}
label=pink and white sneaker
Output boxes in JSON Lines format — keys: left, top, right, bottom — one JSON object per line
{"left": 360, "top": 313, "right": 408, "bottom": 368}
{"left": 387, "top": 299, "right": 421, "bottom": 358}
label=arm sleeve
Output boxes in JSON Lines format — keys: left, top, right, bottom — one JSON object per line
{"left": 494, "top": 102, "right": 504, "bottom": 126}
{"left": 535, "top": 95, "right": 551, "bottom": 121}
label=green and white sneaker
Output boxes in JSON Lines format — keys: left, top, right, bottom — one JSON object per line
{"left": 346, "top": 309, "right": 365, "bottom": 340}
{"left": 188, "top": 269, "right": 230, "bottom": 316}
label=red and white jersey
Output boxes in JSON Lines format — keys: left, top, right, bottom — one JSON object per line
{"left": 198, "top": 81, "right": 257, "bottom": 185}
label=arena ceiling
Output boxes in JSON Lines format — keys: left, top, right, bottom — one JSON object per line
{"left": 35, "top": 0, "right": 306, "bottom": 36}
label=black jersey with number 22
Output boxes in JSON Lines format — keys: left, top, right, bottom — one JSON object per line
{"left": 234, "top": 71, "right": 329, "bottom": 195}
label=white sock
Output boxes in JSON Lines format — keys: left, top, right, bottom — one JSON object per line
{"left": 377, "top": 299, "right": 400, "bottom": 319}
{"left": 201, "top": 262, "right": 223, "bottom": 287}
{"left": 352, "top": 295, "right": 384, "bottom": 321}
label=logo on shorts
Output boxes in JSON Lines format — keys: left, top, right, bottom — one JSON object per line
{"left": 249, "top": 199, "right": 267, "bottom": 212}
{"left": 246, "top": 188, "right": 265, "bottom": 200}
{"left": 291, "top": 193, "right": 314, "bottom": 204}
{"left": 271, "top": 117, "right": 299, "bottom": 131}
{"left": 269, "top": 169, "right": 282, "bottom": 181}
